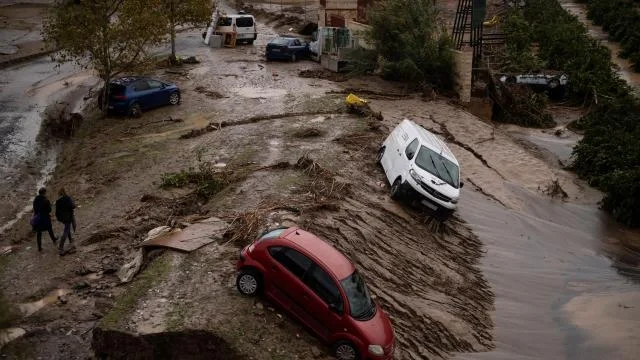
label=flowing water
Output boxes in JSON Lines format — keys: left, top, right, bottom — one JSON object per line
{"left": 460, "top": 8, "right": 640, "bottom": 357}
{"left": 0, "top": 57, "right": 95, "bottom": 235}
{"left": 457, "top": 185, "right": 640, "bottom": 360}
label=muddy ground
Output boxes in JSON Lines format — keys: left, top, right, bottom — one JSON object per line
{"left": 1, "top": 1, "right": 640, "bottom": 360}
{"left": 0, "top": 6, "right": 501, "bottom": 360}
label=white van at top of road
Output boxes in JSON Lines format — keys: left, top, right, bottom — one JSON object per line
{"left": 377, "top": 119, "right": 463, "bottom": 217}
{"left": 216, "top": 14, "right": 258, "bottom": 44}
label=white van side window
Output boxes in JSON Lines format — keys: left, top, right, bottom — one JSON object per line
{"left": 405, "top": 139, "right": 419, "bottom": 160}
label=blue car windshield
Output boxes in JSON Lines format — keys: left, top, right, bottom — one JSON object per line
{"left": 414, "top": 146, "right": 460, "bottom": 188}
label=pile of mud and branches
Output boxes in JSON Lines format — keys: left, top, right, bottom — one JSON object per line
{"left": 180, "top": 110, "right": 345, "bottom": 139}
{"left": 222, "top": 156, "right": 350, "bottom": 247}
{"left": 298, "top": 69, "right": 348, "bottom": 83}
{"left": 160, "top": 151, "right": 251, "bottom": 200}
{"left": 488, "top": 75, "right": 555, "bottom": 128}
{"left": 41, "top": 101, "right": 84, "bottom": 138}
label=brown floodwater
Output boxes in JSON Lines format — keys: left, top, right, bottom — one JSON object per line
{"left": 456, "top": 183, "right": 640, "bottom": 360}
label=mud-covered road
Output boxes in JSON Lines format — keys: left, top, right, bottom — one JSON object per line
{"left": 1, "top": 1, "right": 640, "bottom": 360}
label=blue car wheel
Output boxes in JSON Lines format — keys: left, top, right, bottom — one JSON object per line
{"left": 129, "top": 103, "right": 142, "bottom": 118}
{"left": 169, "top": 92, "right": 180, "bottom": 105}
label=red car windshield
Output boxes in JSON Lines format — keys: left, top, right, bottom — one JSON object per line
{"left": 341, "top": 270, "right": 376, "bottom": 320}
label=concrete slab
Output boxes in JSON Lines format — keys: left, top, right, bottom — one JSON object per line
{"left": 141, "top": 218, "right": 227, "bottom": 252}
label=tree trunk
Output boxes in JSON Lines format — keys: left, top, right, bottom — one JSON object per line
{"left": 169, "top": 0, "right": 177, "bottom": 65}
{"left": 170, "top": 24, "right": 177, "bottom": 64}
{"left": 101, "top": 75, "right": 110, "bottom": 118}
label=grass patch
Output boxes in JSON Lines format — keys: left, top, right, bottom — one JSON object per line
{"left": 160, "top": 149, "right": 230, "bottom": 200}
{"left": 165, "top": 301, "right": 190, "bottom": 332}
{"left": 100, "top": 254, "right": 172, "bottom": 329}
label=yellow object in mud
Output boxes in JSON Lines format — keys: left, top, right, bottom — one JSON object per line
{"left": 483, "top": 16, "right": 499, "bottom": 27}
{"left": 346, "top": 93, "right": 368, "bottom": 106}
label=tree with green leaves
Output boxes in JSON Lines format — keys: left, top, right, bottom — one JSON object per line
{"left": 367, "top": 0, "right": 454, "bottom": 89}
{"left": 43, "top": 0, "right": 166, "bottom": 114}
{"left": 160, "top": 0, "right": 212, "bottom": 64}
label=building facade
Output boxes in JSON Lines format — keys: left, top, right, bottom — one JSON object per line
{"left": 318, "top": 0, "right": 374, "bottom": 27}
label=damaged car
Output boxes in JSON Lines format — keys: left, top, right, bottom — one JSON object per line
{"left": 236, "top": 227, "right": 395, "bottom": 360}
{"left": 378, "top": 119, "right": 462, "bottom": 217}
{"left": 499, "top": 72, "right": 568, "bottom": 90}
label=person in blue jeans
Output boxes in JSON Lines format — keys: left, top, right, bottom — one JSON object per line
{"left": 55, "top": 188, "right": 76, "bottom": 256}
{"left": 32, "top": 187, "right": 57, "bottom": 252}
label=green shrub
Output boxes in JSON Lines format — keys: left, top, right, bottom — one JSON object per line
{"left": 585, "top": 0, "right": 640, "bottom": 72}
{"left": 160, "top": 150, "right": 229, "bottom": 200}
{"left": 367, "top": 0, "right": 454, "bottom": 89}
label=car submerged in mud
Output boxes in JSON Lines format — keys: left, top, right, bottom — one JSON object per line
{"left": 378, "top": 119, "right": 462, "bottom": 217}
{"left": 236, "top": 227, "right": 395, "bottom": 360}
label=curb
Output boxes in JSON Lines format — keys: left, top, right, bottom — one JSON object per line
{"left": 0, "top": 49, "right": 56, "bottom": 70}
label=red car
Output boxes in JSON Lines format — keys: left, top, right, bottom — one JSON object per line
{"left": 236, "top": 227, "right": 395, "bottom": 360}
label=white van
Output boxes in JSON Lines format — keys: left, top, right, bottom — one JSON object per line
{"left": 216, "top": 14, "right": 257, "bottom": 44}
{"left": 378, "top": 119, "right": 463, "bottom": 216}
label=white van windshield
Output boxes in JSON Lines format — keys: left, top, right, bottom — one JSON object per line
{"left": 415, "top": 146, "right": 460, "bottom": 188}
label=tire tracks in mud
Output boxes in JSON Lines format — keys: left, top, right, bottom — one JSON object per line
{"left": 302, "top": 152, "right": 494, "bottom": 359}
{"left": 424, "top": 115, "right": 506, "bottom": 181}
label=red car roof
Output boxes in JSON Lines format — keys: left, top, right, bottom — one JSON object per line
{"left": 281, "top": 228, "right": 355, "bottom": 280}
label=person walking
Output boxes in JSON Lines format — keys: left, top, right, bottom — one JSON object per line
{"left": 32, "top": 187, "right": 57, "bottom": 252}
{"left": 55, "top": 188, "right": 75, "bottom": 256}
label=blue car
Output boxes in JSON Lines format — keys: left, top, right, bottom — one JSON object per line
{"left": 99, "top": 76, "right": 181, "bottom": 117}
{"left": 265, "top": 36, "right": 309, "bottom": 62}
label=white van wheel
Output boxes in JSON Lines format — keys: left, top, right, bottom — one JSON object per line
{"left": 376, "top": 147, "right": 386, "bottom": 164}
{"left": 390, "top": 178, "right": 403, "bottom": 200}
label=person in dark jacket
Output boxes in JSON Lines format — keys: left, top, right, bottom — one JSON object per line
{"left": 32, "top": 187, "right": 57, "bottom": 252}
{"left": 55, "top": 187, "right": 75, "bottom": 256}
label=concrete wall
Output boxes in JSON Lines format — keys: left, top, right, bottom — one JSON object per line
{"left": 346, "top": 19, "right": 374, "bottom": 50}
{"left": 453, "top": 48, "right": 473, "bottom": 103}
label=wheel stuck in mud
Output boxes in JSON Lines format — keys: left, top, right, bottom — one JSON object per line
{"left": 236, "top": 268, "right": 262, "bottom": 296}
